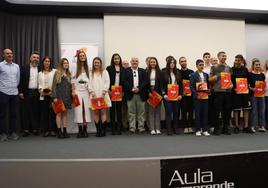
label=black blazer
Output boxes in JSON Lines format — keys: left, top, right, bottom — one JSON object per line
{"left": 146, "top": 69, "right": 162, "bottom": 94}
{"left": 161, "top": 69, "right": 182, "bottom": 96}
{"left": 122, "top": 67, "right": 149, "bottom": 101}
{"left": 106, "top": 65, "right": 123, "bottom": 90}
{"left": 19, "top": 64, "right": 41, "bottom": 96}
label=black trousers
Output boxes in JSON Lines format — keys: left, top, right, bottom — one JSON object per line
{"left": 180, "top": 96, "right": 194, "bottom": 128}
{"left": 40, "top": 96, "right": 56, "bottom": 132}
{"left": 22, "top": 89, "right": 40, "bottom": 131}
{"left": 110, "top": 101, "right": 122, "bottom": 124}
{"left": 213, "top": 92, "right": 232, "bottom": 131}
{"left": 208, "top": 93, "right": 216, "bottom": 128}
{"left": 0, "top": 92, "right": 18, "bottom": 134}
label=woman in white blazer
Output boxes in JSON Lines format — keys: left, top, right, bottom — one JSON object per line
{"left": 88, "top": 57, "right": 111, "bottom": 137}
{"left": 71, "top": 51, "right": 91, "bottom": 138}
{"left": 38, "top": 56, "right": 56, "bottom": 137}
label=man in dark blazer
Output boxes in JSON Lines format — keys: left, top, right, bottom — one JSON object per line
{"left": 19, "top": 51, "right": 41, "bottom": 136}
{"left": 122, "top": 57, "right": 149, "bottom": 133}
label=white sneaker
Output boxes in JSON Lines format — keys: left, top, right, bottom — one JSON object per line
{"left": 156, "top": 130, "right": 161, "bottom": 135}
{"left": 251, "top": 127, "right": 256, "bottom": 133}
{"left": 202, "top": 131, "right": 210, "bottom": 136}
{"left": 258, "top": 127, "right": 266, "bottom": 132}
{"left": 150, "top": 130, "right": 156, "bottom": 135}
{"left": 195, "top": 131, "right": 202, "bottom": 136}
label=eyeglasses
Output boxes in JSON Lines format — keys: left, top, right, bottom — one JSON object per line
{"left": 133, "top": 71, "right": 136, "bottom": 77}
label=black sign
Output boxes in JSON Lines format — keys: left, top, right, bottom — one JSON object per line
{"left": 161, "top": 151, "right": 268, "bottom": 188}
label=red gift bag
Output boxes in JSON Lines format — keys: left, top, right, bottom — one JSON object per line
{"left": 72, "top": 94, "right": 80, "bottom": 107}
{"left": 91, "top": 98, "right": 107, "bottom": 110}
{"left": 220, "top": 72, "right": 233, "bottom": 89}
{"left": 111, "top": 85, "right": 123, "bottom": 101}
{"left": 254, "top": 81, "right": 266, "bottom": 97}
{"left": 167, "top": 84, "right": 179, "bottom": 101}
{"left": 236, "top": 78, "right": 249, "bottom": 94}
{"left": 52, "top": 99, "right": 66, "bottom": 114}
{"left": 182, "top": 80, "right": 191, "bottom": 96}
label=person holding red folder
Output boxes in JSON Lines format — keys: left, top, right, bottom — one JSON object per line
{"left": 231, "top": 54, "right": 251, "bottom": 133}
{"left": 209, "top": 51, "right": 233, "bottom": 135}
{"left": 190, "top": 59, "right": 210, "bottom": 136}
{"left": 88, "top": 57, "right": 111, "bottom": 137}
{"left": 51, "top": 58, "right": 72, "bottom": 138}
{"left": 71, "top": 50, "right": 91, "bottom": 138}
{"left": 161, "top": 57, "right": 182, "bottom": 135}
{"left": 179, "top": 56, "right": 194, "bottom": 133}
{"left": 146, "top": 57, "right": 162, "bottom": 135}
{"left": 248, "top": 58, "right": 266, "bottom": 133}
{"left": 106, "top": 53, "right": 124, "bottom": 135}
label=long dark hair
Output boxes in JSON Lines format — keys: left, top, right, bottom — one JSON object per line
{"left": 166, "top": 58, "right": 177, "bottom": 75}
{"left": 76, "top": 51, "right": 89, "bottom": 79}
{"left": 147, "top": 57, "right": 161, "bottom": 80}
{"left": 41, "top": 56, "right": 53, "bottom": 72}
{"left": 110, "top": 53, "right": 122, "bottom": 68}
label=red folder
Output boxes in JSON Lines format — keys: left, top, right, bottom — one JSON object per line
{"left": 182, "top": 80, "right": 191, "bottom": 96}
{"left": 111, "top": 85, "right": 123, "bottom": 101}
{"left": 220, "top": 72, "right": 233, "bottom": 89}
{"left": 147, "top": 91, "right": 162, "bottom": 108}
{"left": 254, "top": 81, "right": 266, "bottom": 97}
{"left": 196, "top": 82, "right": 208, "bottom": 99}
{"left": 91, "top": 98, "right": 107, "bottom": 110}
{"left": 167, "top": 84, "right": 179, "bottom": 101}
{"left": 236, "top": 78, "right": 249, "bottom": 94}
{"left": 72, "top": 94, "right": 80, "bottom": 107}
{"left": 52, "top": 99, "right": 66, "bottom": 114}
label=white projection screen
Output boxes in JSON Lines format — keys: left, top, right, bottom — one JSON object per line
{"left": 104, "top": 15, "right": 246, "bottom": 70}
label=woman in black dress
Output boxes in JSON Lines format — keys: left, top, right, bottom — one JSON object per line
{"left": 52, "top": 58, "right": 73, "bottom": 138}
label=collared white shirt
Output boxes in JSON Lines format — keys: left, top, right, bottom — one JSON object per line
{"left": 28, "top": 65, "right": 38, "bottom": 89}
{"left": 132, "top": 68, "right": 139, "bottom": 87}
{"left": 203, "top": 64, "right": 211, "bottom": 75}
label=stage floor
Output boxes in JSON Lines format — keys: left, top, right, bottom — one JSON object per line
{"left": 1, "top": 131, "right": 268, "bottom": 159}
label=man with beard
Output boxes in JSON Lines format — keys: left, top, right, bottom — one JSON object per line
{"left": 179, "top": 56, "right": 194, "bottom": 133}
{"left": 19, "top": 51, "right": 41, "bottom": 136}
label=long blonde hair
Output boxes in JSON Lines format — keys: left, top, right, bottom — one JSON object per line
{"left": 55, "top": 58, "right": 71, "bottom": 84}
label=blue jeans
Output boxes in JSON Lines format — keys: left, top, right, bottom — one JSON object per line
{"left": 249, "top": 96, "right": 265, "bottom": 128}
{"left": 163, "top": 100, "right": 179, "bottom": 132}
{"left": 194, "top": 99, "right": 208, "bottom": 131}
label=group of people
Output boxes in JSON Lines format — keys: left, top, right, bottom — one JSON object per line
{"left": 0, "top": 48, "right": 268, "bottom": 141}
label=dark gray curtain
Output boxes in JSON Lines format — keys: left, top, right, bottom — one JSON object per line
{"left": 0, "top": 12, "right": 59, "bottom": 67}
